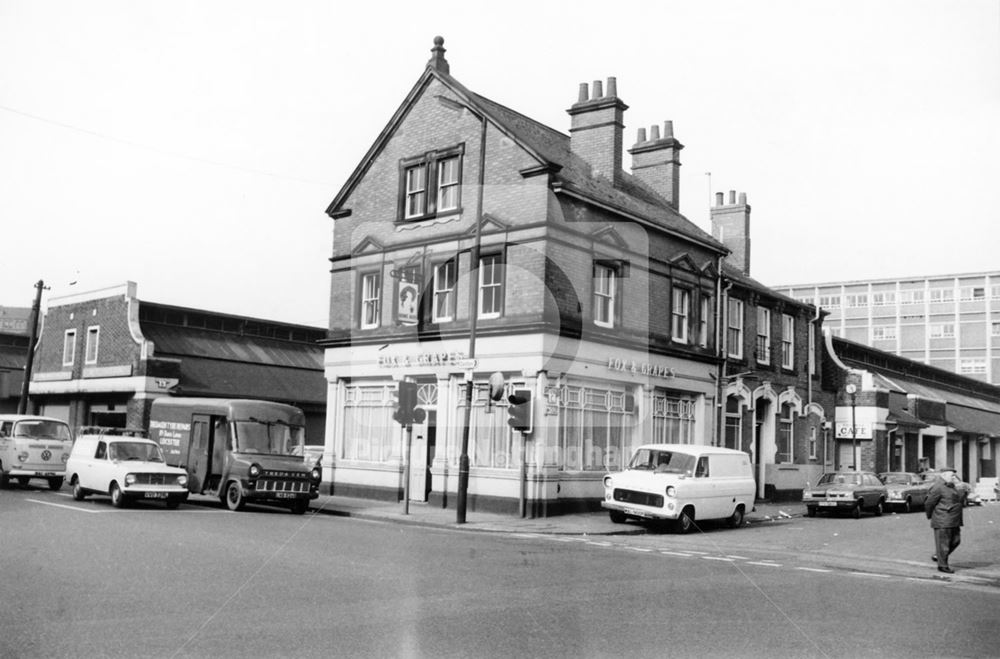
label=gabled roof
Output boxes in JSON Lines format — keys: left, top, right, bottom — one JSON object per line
{"left": 722, "top": 261, "right": 818, "bottom": 313}
{"left": 326, "top": 61, "right": 725, "bottom": 252}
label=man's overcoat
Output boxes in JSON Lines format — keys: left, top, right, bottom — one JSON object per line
{"left": 924, "top": 476, "right": 965, "bottom": 529}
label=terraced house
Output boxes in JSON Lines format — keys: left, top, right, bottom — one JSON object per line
{"left": 321, "top": 38, "right": 828, "bottom": 514}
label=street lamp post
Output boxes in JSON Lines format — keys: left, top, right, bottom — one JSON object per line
{"left": 846, "top": 383, "right": 858, "bottom": 470}
{"left": 455, "top": 100, "right": 488, "bottom": 525}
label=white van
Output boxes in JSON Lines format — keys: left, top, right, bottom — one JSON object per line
{"left": 0, "top": 415, "right": 73, "bottom": 490}
{"left": 602, "top": 444, "right": 756, "bottom": 532}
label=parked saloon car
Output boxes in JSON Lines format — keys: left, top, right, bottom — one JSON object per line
{"left": 879, "top": 472, "right": 932, "bottom": 513}
{"left": 66, "top": 431, "right": 189, "bottom": 509}
{"left": 920, "top": 470, "right": 982, "bottom": 507}
{"left": 803, "top": 471, "right": 888, "bottom": 518}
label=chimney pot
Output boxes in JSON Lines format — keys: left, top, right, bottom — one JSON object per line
{"left": 715, "top": 192, "right": 724, "bottom": 206}
{"left": 593, "top": 79, "right": 603, "bottom": 98}
{"left": 739, "top": 192, "right": 747, "bottom": 205}
{"left": 636, "top": 127, "right": 647, "bottom": 143}
{"left": 650, "top": 124, "right": 661, "bottom": 141}
{"left": 578, "top": 83, "right": 589, "bottom": 103}
{"left": 664, "top": 120, "right": 674, "bottom": 139}
{"left": 606, "top": 77, "right": 617, "bottom": 97}
{"left": 729, "top": 190, "right": 736, "bottom": 204}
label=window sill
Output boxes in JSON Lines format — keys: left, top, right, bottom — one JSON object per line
{"left": 397, "top": 208, "right": 463, "bottom": 229}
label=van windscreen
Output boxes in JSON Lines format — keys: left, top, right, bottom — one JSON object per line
{"left": 628, "top": 449, "right": 695, "bottom": 475}
{"left": 234, "top": 418, "right": 305, "bottom": 456}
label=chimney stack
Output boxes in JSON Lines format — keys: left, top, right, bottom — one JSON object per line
{"left": 711, "top": 190, "right": 752, "bottom": 275}
{"left": 567, "top": 77, "right": 628, "bottom": 185}
{"left": 628, "top": 120, "right": 684, "bottom": 209}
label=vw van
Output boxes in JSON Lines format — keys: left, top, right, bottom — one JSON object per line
{"left": 0, "top": 414, "right": 73, "bottom": 490}
{"left": 602, "top": 444, "right": 756, "bottom": 532}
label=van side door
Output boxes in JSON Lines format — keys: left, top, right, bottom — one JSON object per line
{"left": 187, "top": 416, "right": 212, "bottom": 493}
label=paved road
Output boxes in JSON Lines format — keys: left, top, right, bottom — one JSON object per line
{"left": 2, "top": 486, "right": 999, "bottom": 658}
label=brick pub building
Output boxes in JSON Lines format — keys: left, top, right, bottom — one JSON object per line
{"left": 321, "top": 38, "right": 831, "bottom": 513}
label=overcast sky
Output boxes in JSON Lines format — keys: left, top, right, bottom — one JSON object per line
{"left": 2, "top": 0, "right": 998, "bottom": 327}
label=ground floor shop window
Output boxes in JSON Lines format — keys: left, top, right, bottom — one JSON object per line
{"left": 342, "top": 385, "right": 397, "bottom": 462}
{"left": 557, "top": 384, "right": 636, "bottom": 471}
{"left": 651, "top": 390, "right": 697, "bottom": 445}
{"left": 461, "top": 384, "right": 520, "bottom": 469}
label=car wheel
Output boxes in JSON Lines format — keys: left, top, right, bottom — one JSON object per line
{"left": 17, "top": 476, "right": 31, "bottom": 487}
{"left": 905, "top": 497, "right": 914, "bottom": 513}
{"left": 852, "top": 500, "right": 863, "bottom": 519}
{"left": 72, "top": 479, "right": 86, "bottom": 501}
{"left": 225, "top": 481, "right": 246, "bottom": 511}
{"left": 874, "top": 499, "right": 884, "bottom": 516}
{"left": 806, "top": 506, "right": 816, "bottom": 517}
{"left": 609, "top": 510, "right": 626, "bottom": 524}
{"left": 0, "top": 470, "right": 8, "bottom": 488}
{"left": 726, "top": 506, "right": 745, "bottom": 529}
{"left": 165, "top": 499, "right": 181, "bottom": 510}
{"left": 48, "top": 477, "right": 63, "bottom": 491}
{"left": 290, "top": 500, "right": 308, "bottom": 515}
{"left": 110, "top": 483, "right": 127, "bottom": 509}
{"left": 674, "top": 507, "right": 695, "bottom": 534}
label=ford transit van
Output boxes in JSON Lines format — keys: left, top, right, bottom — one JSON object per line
{"left": 602, "top": 444, "right": 755, "bottom": 532}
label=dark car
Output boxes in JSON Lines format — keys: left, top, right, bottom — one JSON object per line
{"left": 879, "top": 472, "right": 932, "bottom": 513}
{"left": 802, "top": 471, "right": 887, "bottom": 518}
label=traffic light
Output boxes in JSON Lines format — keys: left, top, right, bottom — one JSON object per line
{"left": 393, "top": 381, "right": 425, "bottom": 426}
{"left": 506, "top": 389, "right": 532, "bottom": 434}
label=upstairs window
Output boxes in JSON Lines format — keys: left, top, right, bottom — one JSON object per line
{"left": 756, "top": 307, "right": 771, "bottom": 365}
{"left": 727, "top": 298, "right": 744, "bottom": 359}
{"left": 671, "top": 288, "right": 690, "bottom": 344}
{"left": 781, "top": 314, "right": 794, "bottom": 369}
{"left": 478, "top": 254, "right": 504, "bottom": 320}
{"left": 593, "top": 263, "right": 618, "bottom": 328}
{"left": 85, "top": 326, "right": 100, "bottom": 364}
{"left": 360, "top": 273, "right": 381, "bottom": 330}
{"left": 400, "top": 145, "right": 464, "bottom": 221}
{"left": 432, "top": 260, "right": 458, "bottom": 323}
{"left": 63, "top": 329, "right": 76, "bottom": 367}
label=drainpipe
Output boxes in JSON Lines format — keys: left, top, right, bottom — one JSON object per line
{"left": 715, "top": 261, "right": 731, "bottom": 447}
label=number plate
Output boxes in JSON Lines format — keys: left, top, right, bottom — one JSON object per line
{"left": 623, "top": 507, "right": 652, "bottom": 518}
{"left": 819, "top": 501, "right": 837, "bottom": 507}
{"left": 144, "top": 492, "right": 168, "bottom": 499}
{"left": 275, "top": 492, "right": 295, "bottom": 499}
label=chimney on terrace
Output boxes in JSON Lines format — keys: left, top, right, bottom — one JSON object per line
{"left": 628, "top": 120, "right": 684, "bottom": 210}
{"left": 711, "top": 190, "right": 752, "bottom": 276}
{"left": 567, "top": 77, "right": 628, "bottom": 185}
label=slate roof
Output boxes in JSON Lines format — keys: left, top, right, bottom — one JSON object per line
{"left": 327, "top": 62, "right": 725, "bottom": 252}
{"left": 139, "top": 324, "right": 325, "bottom": 405}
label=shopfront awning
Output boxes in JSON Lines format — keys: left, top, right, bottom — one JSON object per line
{"left": 169, "top": 356, "right": 326, "bottom": 406}
{"left": 886, "top": 407, "right": 928, "bottom": 428}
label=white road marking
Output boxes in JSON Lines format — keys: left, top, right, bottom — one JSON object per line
{"left": 725, "top": 555, "right": 749, "bottom": 560}
{"left": 849, "top": 572, "right": 891, "bottom": 578}
{"left": 703, "top": 556, "right": 736, "bottom": 562}
{"left": 26, "top": 498, "right": 102, "bottom": 514}
{"left": 660, "top": 551, "right": 694, "bottom": 557}
{"left": 796, "top": 567, "right": 832, "bottom": 573}
{"left": 746, "top": 561, "right": 782, "bottom": 567}
{"left": 629, "top": 547, "right": 653, "bottom": 552}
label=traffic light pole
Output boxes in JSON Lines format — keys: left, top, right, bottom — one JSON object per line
{"left": 403, "top": 422, "right": 412, "bottom": 515}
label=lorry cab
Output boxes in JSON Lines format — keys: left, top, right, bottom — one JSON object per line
{"left": 149, "top": 398, "right": 320, "bottom": 514}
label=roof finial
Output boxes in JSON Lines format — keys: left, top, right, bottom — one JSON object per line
{"left": 428, "top": 36, "right": 450, "bottom": 74}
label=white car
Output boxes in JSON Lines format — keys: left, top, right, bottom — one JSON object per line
{"left": 66, "top": 432, "right": 189, "bottom": 509}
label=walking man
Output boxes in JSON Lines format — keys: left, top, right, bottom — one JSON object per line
{"left": 924, "top": 467, "right": 966, "bottom": 573}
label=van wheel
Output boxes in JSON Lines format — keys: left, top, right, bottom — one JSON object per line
{"left": 0, "top": 469, "right": 7, "bottom": 488}
{"left": 225, "top": 481, "right": 246, "bottom": 511}
{"left": 726, "top": 506, "right": 745, "bottom": 529}
{"left": 609, "top": 510, "right": 626, "bottom": 524}
{"left": 675, "top": 507, "right": 695, "bottom": 534}
{"left": 17, "top": 476, "right": 31, "bottom": 487}
{"left": 110, "top": 483, "right": 127, "bottom": 508}
{"left": 290, "top": 500, "right": 308, "bottom": 515}
{"left": 48, "top": 477, "right": 63, "bottom": 491}
{"left": 72, "top": 479, "right": 86, "bottom": 501}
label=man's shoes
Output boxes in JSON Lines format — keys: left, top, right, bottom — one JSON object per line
{"left": 931, "top": 555, "right": 938, "bottom": 562}
{"left": 938, "top": 566, "right": 954, "bottom": 574}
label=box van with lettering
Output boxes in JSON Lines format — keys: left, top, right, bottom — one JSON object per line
{"left": 602, "top": 444, "right": 755, "bottom": 532}
{"left": 148, "top": 398, "right": 320, "bottom": 514}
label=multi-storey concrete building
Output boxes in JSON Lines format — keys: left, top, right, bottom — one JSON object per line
{"left": 776, "top": 271, "right": 1000, "bottom": 386}
{"left": 321, "top": 38, "right": 828, "bottom": 513}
